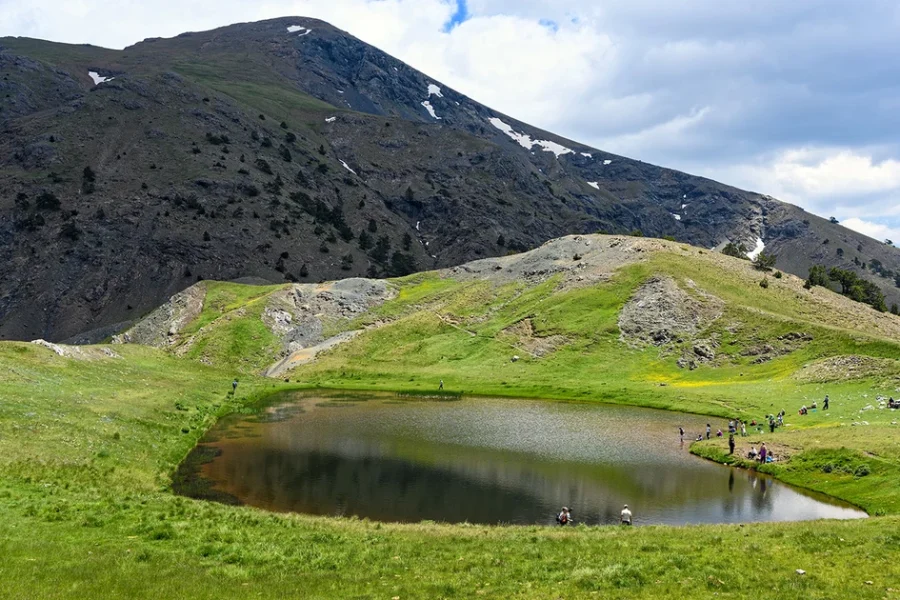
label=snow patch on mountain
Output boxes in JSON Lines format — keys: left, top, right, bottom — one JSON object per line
{"left": 421, "top": 101, "right": 441, "bottom": 120}
{"left": 581, "top": 152, "right": 593, "bottom": 158}
{"left": 325, "top": 117, "right": 336, "bottom": 123}
{"left": 603, "top": 159, "right": 613, "bottom": 165}
{"left": 339, "top": 160, "right": 356, "bottom": 175}
{"left": 488, "top": 117, "right": 573, "bottom": 158}
{"left": 88, "top": 71, "right": 114, "bottom": 85}
{"left": 672, "top": 213, "right": 682, "bottom": 221}
{"left": 746, "top": 237, "right": 766, "bottom": 260}
{"left": 427, "top": 84, "right": 443, "bottom": 98}
{"left": 287, "top": 25, "right": 311, "bottom": 35}
{"left": 587, "top": 181, "right": 600, "bottom": 190}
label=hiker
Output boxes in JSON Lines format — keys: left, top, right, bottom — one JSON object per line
{"left": 621, "top": 504, "right": 633, "bottom": 526}
{"left": 740, "top": 422, "right": 747, "bottom": 437}
{"left": 679, "top": 426, "right": 684, "bottom": 441}
{"left": 758, "top": 443, "right": 768, "bottom": 463}
{"left": 777, "top": 413, "right": 784, "bottom": 427}
{"left": 439, "top": 379, "right": 444, "bottom": 390}
{"left": 706, "top": 424, "right": 711, "bottom": 439}
{"left": 728, "top": 433, "right": 735, "bottom": 455}
{"left": 823, "top": 395, "right": 829, "bottom": 410}
{"left": 769, "top": 417, "right": 776, "bottom": 433}
{"left": 232, "top": 379, "right": 238, "bottom": 393}
{"left": 556, "top": 507, "right": 572, "bottom": 526}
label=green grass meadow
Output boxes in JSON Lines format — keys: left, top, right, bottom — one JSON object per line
{"left": 3, "top": 246, "right": 900, "bottom": 598}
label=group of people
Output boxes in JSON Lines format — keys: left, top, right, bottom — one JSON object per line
{"left": 747, "top": 442, "right": 772, "bottom": 463}
{"left": 799, "top": 395, "right": 830, "bottom": 415}
{"left": 556, "top": 505, "right": 632, "bottom": 526}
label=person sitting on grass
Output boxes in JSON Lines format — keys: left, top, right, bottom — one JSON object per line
{"left": 747, "top": 446, "right": 758, "bottom": 459}
{"left": 556, "top": 507, "right": 571, "bottom": 526}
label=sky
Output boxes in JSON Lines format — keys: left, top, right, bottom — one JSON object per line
{"left": 2, "top": 0, "right": 900, "bottom": 242}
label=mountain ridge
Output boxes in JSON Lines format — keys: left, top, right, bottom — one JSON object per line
{"left": 1, "top": 16, "right": 898, "bottom": 342}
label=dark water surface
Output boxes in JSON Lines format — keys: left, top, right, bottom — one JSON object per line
{"left": 177, "top": 392, "right": 866, "bottom": 525}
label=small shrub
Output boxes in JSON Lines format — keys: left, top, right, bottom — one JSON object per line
{"left": 855, "top": 464, "right": 871, "bottom": 477}
{"left": 36, "top": 191, "right": 61, "bottom": 211}
{"left": 255, "top": 158, "right": 273, "bottom": 175}
{"left": 774, "top": 271, "right": 783, "bottom": 279}
{"left": 753, "top": 251, "right": 777, "bottom": 271}
{"left": 759, "top": 277, "right": 769, "bottom": 289}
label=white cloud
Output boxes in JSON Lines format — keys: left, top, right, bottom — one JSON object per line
{"left": 842, "top": 218, "right": 900, "bottom": 246}
{"left": 768, "top": 149, "right": 900, "bottom": 200}
{"left": 714, "top": 147, "right": 900, "bottom": 223}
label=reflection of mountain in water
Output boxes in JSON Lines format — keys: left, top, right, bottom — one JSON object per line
{"left": 188, "top": 396, "right": 865, "bottom": 525}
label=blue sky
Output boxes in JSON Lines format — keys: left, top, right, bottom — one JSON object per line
{"left": 2, "top": 0, "right": 899, "bottom": 243}
{"left": 443, "top": 0, "right": 469, "bottom": 31}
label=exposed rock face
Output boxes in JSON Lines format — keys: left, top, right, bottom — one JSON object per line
{"left": 30, "top": 338, "right": 121, "bottom": 360}
{"left": 499, "top": 318, "right": 568, "bottom": 358}
{"left": 264, "top": 278, "right": 395, "bottom": 353}
{"left": 112, "top": 284, "right": 206, "bottom": 347}
{"left": 618, "top": 276, "right": 723, "bottom": 346}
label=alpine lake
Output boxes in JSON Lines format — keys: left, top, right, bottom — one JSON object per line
{"left": 175, "top": 391, "right": 866, "bottom": 526}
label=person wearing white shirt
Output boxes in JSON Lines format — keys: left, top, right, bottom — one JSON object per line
{"left": 621, "top": 504, "right": 632, "bottom": 525}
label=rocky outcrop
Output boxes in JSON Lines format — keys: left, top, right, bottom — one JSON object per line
{"left": 618, "top": 276, "right": 723, "bottom": 346}
{"left": 112, "top": 284, "right": 205, "bottom": 347}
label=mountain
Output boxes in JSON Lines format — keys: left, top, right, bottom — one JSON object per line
{"left": 1, "top": 16, "right": 898, "bottom": 342}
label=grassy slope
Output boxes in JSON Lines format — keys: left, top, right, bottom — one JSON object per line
{"left": 3, "top": 243, "right": 900, "bottom": 598}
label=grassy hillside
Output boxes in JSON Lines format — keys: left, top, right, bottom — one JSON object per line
{"left": 3, "top": 235, "right": 900, "bottom": 598}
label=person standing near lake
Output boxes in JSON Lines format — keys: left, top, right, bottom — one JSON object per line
{"left": 758, "top": 443, "right": 768, "bottom": 463}
{"left": 679, "top": 426, "right": 684, "bottom": 441}
{"left": 232, "top": 379, "right": 238, "bottom": 393}
{"left": 706, "top": 424, "right": 711, "bottom": 439}
{"left": 439, "top": 379, "right": 443, "bottom": 390}
{"left": 824, "top": 395, "right": 829, "bottom": 410}
{"left": 741, "top": 422, "right": 747, "bottom": 437}
{"left": 621, "top": 504, "right": 632, "bottom": 526}
{"left": 728, "top": 433, "right": 735, "bottom": 455}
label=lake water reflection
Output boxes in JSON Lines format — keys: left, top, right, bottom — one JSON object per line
{"left": 177, "top": 392, "right": 867, "bottom": 525}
